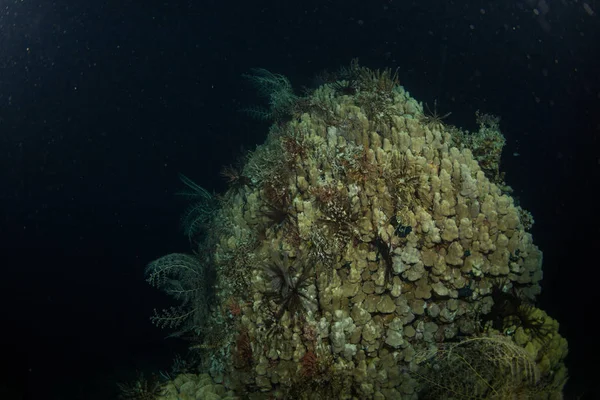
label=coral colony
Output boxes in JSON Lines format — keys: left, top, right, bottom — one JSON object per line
{"left": 134, "top": 62, "right": 567, "bottom": 400}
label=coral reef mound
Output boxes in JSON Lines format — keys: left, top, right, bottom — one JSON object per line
{"left": 149, "top": 63, "right": 568, "bottom": 400}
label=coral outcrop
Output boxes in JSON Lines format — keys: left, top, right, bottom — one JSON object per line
{"left": 149, "top": 63, "right": 567, "bottom": 400}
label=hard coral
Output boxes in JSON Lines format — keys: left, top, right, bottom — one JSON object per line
{"left": 151, "top": 61, "right": 567, "bottom": 399}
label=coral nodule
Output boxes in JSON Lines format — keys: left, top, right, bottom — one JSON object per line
{"left": 147, "top": 61, "right": 567, "bottom": 400}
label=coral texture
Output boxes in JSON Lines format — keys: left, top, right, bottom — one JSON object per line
{"left": 150, "top": 64, "right": 567, "bottom": 400}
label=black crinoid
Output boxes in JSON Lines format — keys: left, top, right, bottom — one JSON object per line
{"left": 117, "top": 372, "right": 163, "bottom": 400}
{"left": 221, "top": 163, "right": 252, "bottom": 192}
{"left": 262, "top": 252, "right": 315, "bottom": 323}
{"left": 483, "top": 281, "right": 551, "bottom": 343}
{"left": 258, "top": 185, "right": 299, "bottom": 243}
{"left": 331, "top": 77, "right": 359, "bottom": 96}
{"left": 421, "top": 99, "right": 452, "bottom": 131}
{"left": 260, "top": 190, "right": 293, "bottom": 229}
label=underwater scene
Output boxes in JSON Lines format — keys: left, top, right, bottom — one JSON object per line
{"left": 1, "top": 1, "right": 598, "bottom": 399}
{"left": 143, "top": 64, "right": 568, "bottom": 399}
